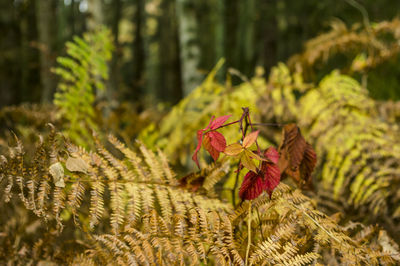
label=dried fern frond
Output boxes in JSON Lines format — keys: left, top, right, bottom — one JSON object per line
{"left": 288, "top": 18, "right": 400, "bottom": 74}
{"left": 1, "top": 126, "right": 398, "bottom": 265}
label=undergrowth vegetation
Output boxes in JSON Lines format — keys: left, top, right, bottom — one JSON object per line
{"left": 1, "top": 21, "right": 400, "bottom": 265}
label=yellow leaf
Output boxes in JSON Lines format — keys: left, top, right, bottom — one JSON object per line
{"left": 242, "top": 130, "right": 259, "bottom": 148}
{"left": 244, "top": 149, "right": 265, "bottom": 162}
{"left": 66, "top": 157, "right": 89, "bottom": 173}
{"left": 241, "top": 153, "right": 257, "bottom": 173}
{"left": 224, "top": 143, "right": 243, "bottom": 156}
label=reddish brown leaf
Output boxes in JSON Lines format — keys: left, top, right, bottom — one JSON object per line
{"left": 280, "top": 124, "right": 307, "bottom": 170}
{"left": 278, "top": 124, "right": 316, "bottom": 190}
{"left": 264, "top": 147, "right": 279, "bottom": 164}
{"left": 203, "top": 134, "right": 220, "bottom": 161}
{"left": 208, "top": 131, "right": 227, "bottom": 152}
{"left": 192, "top": 115, "right": 230, "bottom": 168}
{"left": 210, "top": 115, "right": 232, "bottom": 130}
{"left": 261, "top": 147, "right": 281, "bottom": 198}
{"left": 192, "top": 129, "right": 204, "bottom": 168}
{"left": 263, "top": 164, "right": 280, "bottom": 198}
{"left": 239, "top": 171, "right": 265, "bottom": 200}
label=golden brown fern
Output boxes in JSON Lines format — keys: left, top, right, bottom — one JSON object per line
{"left": 1, "top": 126, "right": 398, "bottom": 264}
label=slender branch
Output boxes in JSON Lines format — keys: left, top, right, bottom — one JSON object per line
{"left": 250, "top": 122, "right": 284, "bottom": 127}
{"left": 215, "top": 120, "right": 240, "bottom": 129}
{"left": 246, "top": 112, "right": 261, "bottom": 154}
{"left": 232, "top": 159, "right": 241, "bottom": 206}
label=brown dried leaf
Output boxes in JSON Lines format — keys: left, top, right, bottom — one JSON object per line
{"left": 278, "top": 124, "right": 316, "bottom": 189}
{"left": 299, "top": 143, "right": 317, "bottom": 189}
{"left": 66, "top": 157, "right": 89, "bottom": 173}
{"left": 279, "top": 124, "right": 307, "bottom": 169}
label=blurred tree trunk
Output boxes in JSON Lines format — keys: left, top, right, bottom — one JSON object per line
{"left": 214, "top": 0, "right": 225, "bottom": 80}
{"left": 70, "top": 0, "right": 76, "bottom": 36}
{"left": 236, "top": 0, "right": 256, "bottom": 77}
{"left": 176, "top": 0, "right": 202, "bottom": 96}
{"left": 87, "top": 0, "right": 104, "bottom": 31}
{"left": 109, "top": 0, "right": 122, "bottom": 98}
{"left": 36, "top": 0, "right": 57, "bottom": 103}
{"left": 158, "top": 0, "right": 182, "bottom": 103}
{"left": 19, "top": 4, "right": 30, "bottom": 102}
{"left": 224, "top": 0, "right": 238, "bottom": 75}
{"left": 257, "top": 0, "right": 277, "bottom": 74}
{"left": 197, "top": 0, "right": 225, "bottom": 82}
{"left": 132, "top": 0, "right": 144, "bottom": 97}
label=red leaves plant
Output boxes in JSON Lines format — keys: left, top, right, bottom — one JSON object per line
{"left": 191, "top": 111, "right": 317, "bottom": 203}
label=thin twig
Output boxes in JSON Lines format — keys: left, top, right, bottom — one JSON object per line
{"left": 232, "top": 159, "right": 241, "bottom": 206}
{"left": 250, "top": 122, "right": 284, "bottom": 127}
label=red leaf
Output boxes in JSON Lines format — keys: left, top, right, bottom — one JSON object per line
{"left": 239, "top": 171, "right": 265, "bottom": 200}
{"left": 203, "top": 134, "right": 220, "bottom": 161}
{"left": 191, "top": 115, "right": 221, "bottom": 168}
{"left": 208, "top": 131, "right": 227, "bottom": 152}
{"left": 262, "top": 164, "right": 280, "bottom": 198}
{"left": 210, "top": 115, "right": 232, "bottom": 130}
{"left": 192, "top": 129, "right": 204, "bottom": 168}
{"left": 264, "top": 147, "right": 279, "bottom": 164}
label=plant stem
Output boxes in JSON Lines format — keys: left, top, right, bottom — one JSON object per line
{"left": 232, "top": 108, "right": 250, "bottom": 206}
{"left": 246, "top": 113, "right": 261, "bottom": 154}
{"left": 232, "top": 159, "right": 241, "bottom": 206}
{"left": 245, "top": 201, "right": 252, "bottom": 266}
{"left": 256, "top": 209, "right": 264, "bottom": 241}
{"left": 216, "top": 119, "right": 240, "bottom": 129}
{"left": 250, "top": 122, "right": 284, "bottom": 127}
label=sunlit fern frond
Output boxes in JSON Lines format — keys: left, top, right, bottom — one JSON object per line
{"left": 259, "top": 64, "right": 400, "bottom": 238}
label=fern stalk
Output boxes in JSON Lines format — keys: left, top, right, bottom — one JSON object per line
{"left": 245, "top": 201, "right": 252, "bottom": 266}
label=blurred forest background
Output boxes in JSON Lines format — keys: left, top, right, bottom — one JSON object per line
{"left": 1, "top": 0, "right": 400, "bottom": 108}
{"left": 2, "top": 0, "right": 400, "bottom": 264}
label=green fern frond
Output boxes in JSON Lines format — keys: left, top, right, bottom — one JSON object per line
{"left": 53, "top": 27, "right": 113, "bottom": 147}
